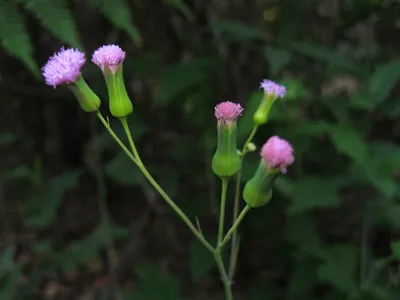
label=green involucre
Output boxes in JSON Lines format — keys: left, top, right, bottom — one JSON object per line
{"left": 68, "top": 76, "right": 101, "bottom": 113}
{"left": 243, "top": 162, "right": 278, "bottom": 207}
{"left": 104, "top": 65, "right": 133, "bottom": 118}
{"left": 212, "top": 121, "right": 241, "bottom": 178}
{"left": 253, "top": 93, "right": 276, "bottom": 125}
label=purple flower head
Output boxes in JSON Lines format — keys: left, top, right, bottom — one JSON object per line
{"left": 42, "top": 48, "right": 85, "bottom": 87}
{"left": 261, "top": 136, "right": 294, "bottom": 173}
{"left": 260, "top": 79, "right": 286, "bottom": 98}
{"left": 92, "top": 45, "right": 126, "bottom": 73}
{"left": 214, "top": 101, "right": 243, "bottom": 123}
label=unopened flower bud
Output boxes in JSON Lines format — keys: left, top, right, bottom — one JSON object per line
{"left": 212, "top": 101, "right": 243, "bottom": 178}
{"left": 246, "top": 142, "right": 257, "bottom": 152}
{"left": 42, "top": 48, "right": 100, "bottom": 112}
{"left": 253, "top": 79, "right": 286, "bottom": 125}
{"left": 92, "top": 45, "right": 132, "bottom": 118}
{"left": 243, "top": 136, "right": 294, "bottom": 207}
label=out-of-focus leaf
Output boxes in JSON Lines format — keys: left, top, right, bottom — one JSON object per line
{"left": 287, "top": 41, "right": 360, "bottom": 70}
{"left": 353, "top": 59, "right": 400, "bottom": 110}
{"left": 1, "top": 165, "right": 32, "bottom": 181}
{"left": 189, "top": 237, "right": 216, "bottom": 282}
{"left": 0, "top": 132, "right": 17, "bottom": 146}
{"left": 25, "top": 171, "right": 81, "bottom": 228}
{"left": 279, "top": 78, "right": 310, "bottom": 100}
{"left": 212, "top": 20, "right": 266, "bottom": 42}
{"left": 285, "top": 214, "right": 327, "bottom": 258}
{"left": 317, "top": 244, "right": 358, "bottom": 293}
{"left": 155, "top": 59, "right": 211, "bottom": 106}
{"left": 248, "top": 281, "right": 281, "bottom": 300}
{"left": 287, "top": 257, "right": 318, "bottom": 296}
{"left": 167, "top": 0, "right": 194, "bottom": 21}
{"left": 133, "top": 261, "right": 181, "bottom": 300}
{"left": 19, "top": 0, "right": 83, "bottom": 49}
{"left": 329, "top": 122, "right": 369, "bottom": 166}
{"left": 289, "top": 177, "right": 339, "bottom": 214}
{"left": 0, "top": 245, "right": 16, "bottom": 279}
{"left": 390, "top": 241, "right": 400, "bottom": 259}
{"left": 0, "top": 262, "right": 23, "bottom": 299}
{"left": 263, "top": 45, "right": 291, "bottom": 75}
{"left": 89, "top": 0, "right": 142, "bottom": 46}
{"left": 105, "top": 153, "right": 142, "bottom": 185}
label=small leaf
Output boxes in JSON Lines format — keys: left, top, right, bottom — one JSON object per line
{"left": 133, "top": 261, "right": 181, "bottom": 300}
{"left": 263, "top": 45, "right": 291, "bottom": 75}
{"left": 289, "top": 177, "right": 339, "bottom": 214}
{"left": 155, "top": 60, "right": 210, "bottom": 106}
{"left": 366, "top": 59, "right": 400, "bottom": 110}
{"left": 90, "top": 0, "right": 142, "bottom": 46}
{"left": 212, "top": 20, "right": 265, "bottom": 42}
{"left": 25, "top": 171, "right": 81, "bottom": 228}
{"left": 288, "top": 41, "right": 360, "bottom": 70}
{"left": 105, "top": 153, "right": 142, "bottom": 185}
{"left": 329, "top": 122, "right": 369, "bottom": 166}
{"left": 20, "top": 0, "right": 83, "bottom": 49}
{"left": 390, "top": 241, "right": 400, "bottom": 259}
{"left": 317, "top": 244, "right": 358, "bottom": 293}
{"left": 189, "top": 238, "right": 216, "bottom": 282}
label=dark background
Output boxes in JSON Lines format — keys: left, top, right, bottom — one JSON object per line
{"left": 0, "top": 0, "right": 400, "bottom": 299}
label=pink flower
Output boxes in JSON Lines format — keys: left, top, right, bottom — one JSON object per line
{"left": 260, "top": 79, "right": 286, "bottom": 98}
{"left": 214, "top": 101, "right": 243, "bottom": 123}
{"left": 261, "top": 136, "right": 294, "bottom": 173}
{"left": 42, "top": 48, "right": 85, "bottom": 87}
{"left": 92, "top": 44, "right": 125, "bottom": 73}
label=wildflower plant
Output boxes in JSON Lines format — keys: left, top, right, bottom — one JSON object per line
{"left": 42, "top": 45, "right": 294, "bottom": 300}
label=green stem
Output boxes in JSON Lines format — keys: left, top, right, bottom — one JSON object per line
{"left": 228, "top": 125, "right": 258, "bottom": 279}
{"left": 116, "top": 115, "right": 214, "bottom": 254}
{"left": 214, "top": 250, "right": 233, "bottom": 300}
{"left": 222, "top": 205, "right": 250, "bottom": 247}
{"left": 218, "top": 178, "right": 229, "bottom": 245}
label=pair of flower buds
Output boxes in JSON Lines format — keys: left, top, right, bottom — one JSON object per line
{"left": 42, "top": 45, "right": 294, "bottom": 207}
{"left": 212, "top": 80, "right": 294, "bottom": 208}
{"left": 42, "top": 45, "right": 133, "bottom": 118}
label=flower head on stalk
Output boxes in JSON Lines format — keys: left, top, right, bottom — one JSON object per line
{"left": 92, "top": 44, "right": 126, "bottom": 74}
{"left": 214, "top": 101, "right": 243, "bottom": 127}
{"left": 42, "top": 48, "right": 85, "bottom": 87}
{"left": 261, "top": 136, "right": 294, "bottom": 173}
{"left": 260, "top": 79, "right": 286, "bottom": 99}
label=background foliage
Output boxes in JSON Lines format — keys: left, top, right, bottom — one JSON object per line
{"left": 0, "top": 0, "right": 400, "bottom": 299}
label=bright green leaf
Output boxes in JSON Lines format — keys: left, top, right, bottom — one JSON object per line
{"left": 289, "top": 177, "right": 339, "bottom": 214}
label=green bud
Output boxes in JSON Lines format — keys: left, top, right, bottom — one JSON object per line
{"left": 246, "top": 142, "right": 257, "bottom": 152}
{"left": 68, "top": 76, "right": 101, "bottom": 113}
{"left": 103, "top": 65, "right": 133, "bottom": 118}
{"left": 243, "top": 161, "right": 278, "bottom": 207}
{"left": 212, "top": 121, "right": 241, "bottom": 178}
{"left": 253, "top": 94, "right": 275, "bottom": 125}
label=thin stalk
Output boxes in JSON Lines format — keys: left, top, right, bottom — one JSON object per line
{"left": 221, "top": 205, "right": 250, "bottom": 247}
{"left": 214, "top": 250, "right": 233, "bottom": 300}
{"left": 116, "top": 115, "right": 214, "bottom": 253}
{"left": 218, "top": 178, "right": 229, "bottom": 245}
{"left": 229, "top": 125, "right": 258, "bottom": 279}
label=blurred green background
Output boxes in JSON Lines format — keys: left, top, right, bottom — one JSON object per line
{"left": 1, "top": 0, "right": 400, "bottom": 299}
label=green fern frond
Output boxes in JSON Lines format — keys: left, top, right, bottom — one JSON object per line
{"left": 89, "top": 0, "right": 142, "bottom": 47}
{"left": 18, "top": 0, "right": 83, "bottom": 49}
{"left": 0, "top": 0, "right": 39, "bottom": 77}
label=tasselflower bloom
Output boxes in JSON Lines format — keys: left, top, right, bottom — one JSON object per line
{"left": 92, "top": 44, "right": 132, "bottom": 118}
{"left": 212, "top": 101, "right": 243, "bottom": 178}
{"left": 260, "top": 79, "right": 286, "bottom": 98}
{"left": 261, "top": 136, "right": 294, "bottom": 173}
{"left": 42, "top": 48, "right": 85, "bottom": 87}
